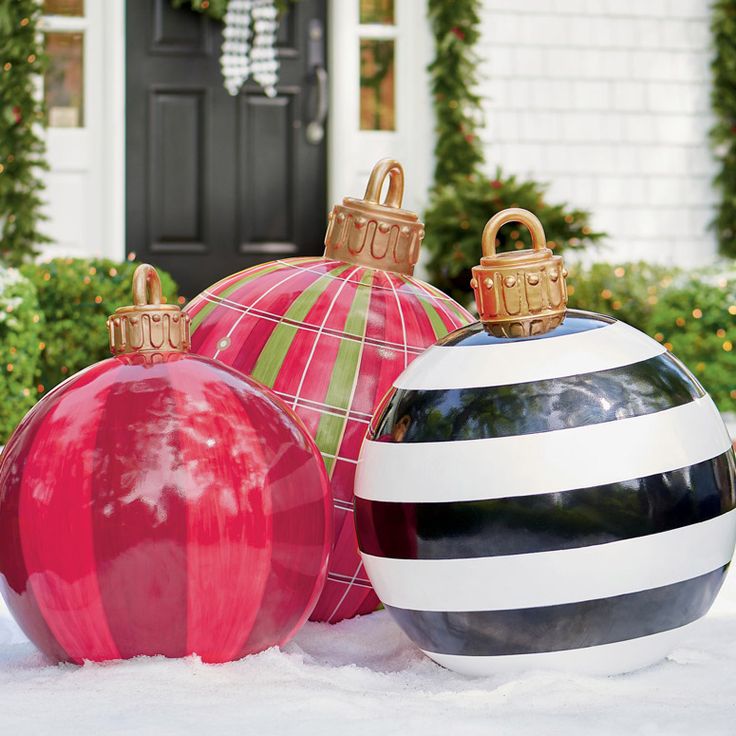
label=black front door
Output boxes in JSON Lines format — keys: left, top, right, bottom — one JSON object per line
{"left": 125, "top": 0, "right": 328, "bottom": 298}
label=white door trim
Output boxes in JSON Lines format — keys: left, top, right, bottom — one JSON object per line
{"left": 102, "top": 0, "right": 126, "bottom": 261}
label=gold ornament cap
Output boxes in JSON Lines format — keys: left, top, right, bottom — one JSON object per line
{"left": 323, "top": 158, "right": 425, "bottom": 275}
{"left": 107, "top": 264, "right": 190, "bottom": 355}
{"left": 471, "top": 208, "right": 568, "bottom": 338}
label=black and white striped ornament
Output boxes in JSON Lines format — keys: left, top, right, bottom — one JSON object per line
{"left": 354, "top": 209, "right": 736, "bottom": 676}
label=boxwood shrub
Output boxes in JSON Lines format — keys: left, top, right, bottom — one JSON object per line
{"left": 568, "top": 261, "right": 735, "bottom": 414}
{"left": 0, "top": 267, "right": 43, "bottom": 442}
{"left": 21, "top": 258, "right": 178, "bottom": 395}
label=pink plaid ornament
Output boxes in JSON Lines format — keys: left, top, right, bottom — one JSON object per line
{"left": 186, "top": 160, "right": 473, "bottom": 622}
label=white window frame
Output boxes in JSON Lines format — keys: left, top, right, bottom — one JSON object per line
{"left": 38, "top": 2, "right": 125, "bottom": 261}
{"left": 328, "top": 0, "right": 433, "bottom": 218}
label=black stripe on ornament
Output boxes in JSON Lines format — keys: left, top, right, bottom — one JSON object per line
{"left": 437, "top": 309, "right": 614, "bottom": 347}
{"left": 373, "top": 352, "right": 703, "bottom": 443}
{"left": 385, "top": 565, "right": 728, "bottom": 656}
{"left": 355, "top": 451, "right": 736, "bottom": 559}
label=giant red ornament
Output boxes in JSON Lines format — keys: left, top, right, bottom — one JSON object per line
{"left": 0, "top": 265, "right": 331, "bottom": 664}
{"left": 186, "top": 159, "right": 473, "bottom": 622}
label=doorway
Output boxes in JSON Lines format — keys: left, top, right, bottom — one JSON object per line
{"left": 125, "top": 0, "right": 328, "bottom": 298}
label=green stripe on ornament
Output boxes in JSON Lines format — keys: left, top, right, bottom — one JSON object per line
{"left": 436, "top": 293, "right": 472, "bottom": 324}
{"left": 416, "top": 293, "right": 450, "bottom": 341}
{"left": 412, "top": 277, "right": 472, "bottom": 325}
{"left": 250, "top": 262, "right": 354, "bottom": 388}
{"left": 190, "top": 261, "right": 288, "bottom": 330}
{"left": 314, "top": 268, "right": 375, "bottom": 475}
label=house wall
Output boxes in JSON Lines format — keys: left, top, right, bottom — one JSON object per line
{"left": 38, "top": 1, "right": 718, "bottom": 269}
{"left": 478, "top": 0, "right": 716, "bottom": 267}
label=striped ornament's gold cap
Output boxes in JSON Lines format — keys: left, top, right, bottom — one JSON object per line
{"left": 471, "top": 208, "right": 568, "bottom": 338}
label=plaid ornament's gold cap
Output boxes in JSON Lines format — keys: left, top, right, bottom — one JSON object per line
{"left": 471, "top": 208, "right": 568, "bottom": 338}
{"left": 323, "top": 158, "right": 425, "bottom": 276}
{"left": 107, "top": 264, "right": 190, "bottom": 355}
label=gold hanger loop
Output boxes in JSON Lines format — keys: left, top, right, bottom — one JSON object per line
{"left": 132, "top": 264, "right": 163, "bottom": 307}
{"left": 481, "top": 208, "right": 547, "bottom": 258}
{"left": 362, "top": 158, "right": 404, "bottom": 209}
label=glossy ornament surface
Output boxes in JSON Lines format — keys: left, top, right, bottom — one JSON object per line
{"left": 0, "top": 266, "right": 331, "bottom": 664}
{"left": 355, "top": 209, "right": 736, "bottom": 676}
{"left": 186, "top": 160, "right": 473, "bottom": 623}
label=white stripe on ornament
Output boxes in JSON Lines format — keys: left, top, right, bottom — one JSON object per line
{"left": 272, "top": 259, "right": 462, "bottom": 302}
{"left": 386, "top": 270, "right": 410, "bottom": 371}
{"left": 270, "top": 389, "right": 373, "bottom": 422}
{"left": 422, "top": 621, "right": 700, "bottom": 676}
{"left": 393, "top": 319, "right": 665, "bottom": 390}
{"left": 211, "top": 257, "right": 332, "bottom": 360}
{"left": 355, "top": 396, "right": 731, "bottom": 503}
{"left": 361, "top": 510, "right": 736, "bottom": 611}
{"left": 324, "top": 269, "right": 377, "bottom": 623}
{"left": 202, "top": 291, "right": 428, "bottom": 353}
{"left": 290, "top": 265, "right": 362, "bottom": 412}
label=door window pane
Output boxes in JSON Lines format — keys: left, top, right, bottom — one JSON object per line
{"left": 45, "top": 32, "right": 84, "bottom": 128}
{"left": 360, "top": 0, "right": 394, "bottom": 25}
{"left": 43, "top": 0, "right": 84, "bottom": 15}
{"left": 360, "top": 39, "right": 395, "bottom": 130}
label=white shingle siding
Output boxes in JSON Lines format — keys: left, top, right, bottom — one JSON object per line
{"left": 478, "top": 0, "right": 717, "bottom": 266}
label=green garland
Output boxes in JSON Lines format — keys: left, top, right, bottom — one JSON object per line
{"left": 423, "top": 0, "right": 605, "bottom": 304}
{"left": 171, "top": 0, "right": 293, "bottom": 21}
{"left": 427, "top": 0, "right": 484, "bottom": 181}
{"left": 0, "top": 1, "right": 49, "bottom": 266}
{"left": 710, "top": 1, "right": 736, "bottom": 258}
{"left": 171, "top": 0, "right": 228, "bottom": 20}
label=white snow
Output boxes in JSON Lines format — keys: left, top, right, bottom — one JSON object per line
{"left": 2, "top": 575, "right": 736, "bottom": 735}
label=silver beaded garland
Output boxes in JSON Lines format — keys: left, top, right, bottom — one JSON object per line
{"left": 220, "top": 0, "right": 280, "bottom": 98}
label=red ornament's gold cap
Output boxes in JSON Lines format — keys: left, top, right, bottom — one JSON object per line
{"left": 107, "top": 264, "right": 190, "bottom": 355}
{"left": 471, "top": 208, "right": 568, "bottom": 338}
{"left": 323, "top": 158, "right": 425, "bottom": 276}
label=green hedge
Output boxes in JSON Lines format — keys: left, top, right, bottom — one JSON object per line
{"left": 2, "top": 255, "right": 731, "bottom": 442}
{"left": 568, "top": 261, "right": 735, "bottom": 413}
{"left": 21, "top": 258, "right": 178, "bottom": 395}
{"left": 0, "top": 266, "right": 42, "bottom": 441}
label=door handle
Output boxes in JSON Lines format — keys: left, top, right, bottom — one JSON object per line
{"left": 305, "top": 18, "right": 327, "bottom": 145}
{"left": 306, "top": 66, "right": 328, "bottom": 144}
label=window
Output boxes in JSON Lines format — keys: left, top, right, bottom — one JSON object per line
{"left": 360, "top": 40, "right": 395, "bottom": 131}
{"left": 359, "top": 0, "right": 396, "bottom": 131}
{"left": 44, "top": 0, "right": 84, "bottom": 15}
{"left": 360, "top": 0, "right": 394, "bottom": 25}
{"left": 42, "top": 1, "right": 86, "bottom": 128}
